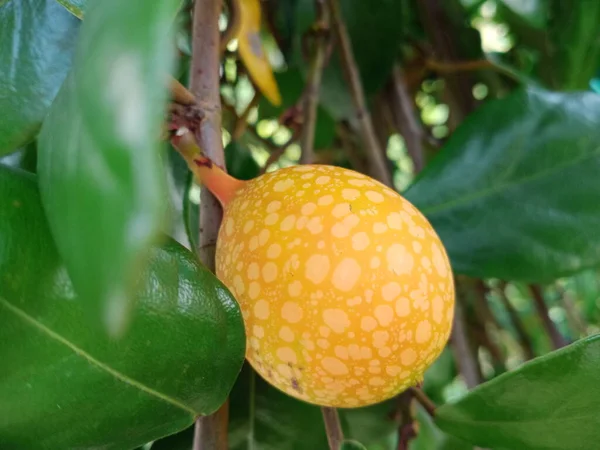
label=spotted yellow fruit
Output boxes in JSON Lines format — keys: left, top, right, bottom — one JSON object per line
{"left": 215, "top": 164, "right": 454, "bottom": 408}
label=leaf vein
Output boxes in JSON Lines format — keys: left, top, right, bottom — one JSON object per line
{"left": 419, "top": 145, "right": 600, "bottom": 216}
{"left": 0, "top": 296, "right": 198, "bottom": 417}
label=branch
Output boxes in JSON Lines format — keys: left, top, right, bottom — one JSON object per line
{"left": 450, "top": 296, "right": 481, "bottom": 388}
{"left": 408, "top": 387, "right": 436, "bottom": 418}
{"left": 556, "top": 285, "right": 587, "bottom": 337}
{"left": 497, "top": 282, "right": 535, "bottom": 360}
{"left": 529, "top": 284, "right": 568, "bottom": 350}
{"left": 189, "top": 0, "right": 229, "bottom": 448}
{"left": 300, "top": 0, "right": 330, "bottom": 164}
{"left": 390, "top": 65, "right": 425, "bottom": 173}
{"left": 322, "top": 407, "right": 344, "bottom": 450}
{"left": 416, "top": 0, "right": 477, "bottom": 128}
{"left": 425, "top": 58, "right": 523, "bottom": 83}
{"left": 394, "top": 390, "right": 416, "bottom": 450}
{"left": 326, "top": 0, "right": 392, "bottom": 187}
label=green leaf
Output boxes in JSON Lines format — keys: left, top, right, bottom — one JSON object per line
{"left": 37, "top": 0, "right": 181, "bottom": 335}
{"left": 228, "top": 364, "right": 398, "bottom": 450}
{"left": 0, "top": 141, "right": 37, "bottom": 173}
{"left": 0, "top": 165, "right": 246, "bottom": 449}
{"left": 497, "top": 0, "right": 547, "bottom": 28}
{"left": 56, "top": 0, "right": 88, "bottom": 18}
{"left": 228, "top": 364, "right": 329, "bottom": 450}
{"left": 405, "top": 87, "right": 600, "bottom": 282}
{"left": 545, "top": 1, "right": 600, "bottom": 90}
{"left": 150, "top": 426, "right": 193, "bottom": 450}
{"left": 409, "top": 406, "right": 470, "bottom": 450}
{"left": 435, "top": 334, "right": 600, "bottom": 450}
{"left": 341, "top": 440, "right": 367, "bottom": 450}
{"left": 0, "top": 0, "right": 79, "bottom": 155}
{"left": 225, "top": 141, "right": 261, "bottom": 181}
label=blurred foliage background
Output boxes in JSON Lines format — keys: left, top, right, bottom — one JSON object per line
{"left": 3, "top": 0, "right": 600, "bottom": 448}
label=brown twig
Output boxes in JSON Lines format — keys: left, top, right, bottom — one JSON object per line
{"left": 497, "top": 282, "right": 535, "bottom": 360}
{"left": 556, "top": 285, "right": 587, "bottom": 337}
{"left": 451, "top": 296, "right": 481, "bottom": 388}
{"left": 529, "top": 284, "right": 568, "bottom": 350}
{"left": 394, "top": 390, "right": 416, "bottom": 450}
{"left": 326, "top": 0, "right": 392, "bottom": 187}
{"left": 425, "top": 58, "right": 522, "bottom": 83}
{"left": 300, "top": 0, "right": 330, "bottom": 164}
{"left": 408, "top": 387, "right": 436, "bottom": 418}
{"left": 322, "top": 407, "right": 344, "bottom": 450}
{"left": 336, "top": 122, "right": 368, "bottom": 173}
{"left": 390, "top": 65, "right": 425, "bottom": 173}
{"left": 189, "top": 0, "right": 229, "bottom": 448}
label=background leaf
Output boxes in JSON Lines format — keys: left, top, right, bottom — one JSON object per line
{"left": 341, "top": 440, "right": 368, "bottom": 450}
{"left": 435, "top": 334, "right": 600, "bottom": 450}
{"left": 405, "top": 86, "right": 600, "bottom": 282}
{"left": 37, "top": 0, "right": 181, "bottom": 335}
{"left": 56, "top": 0, "right": 88, "bottom": 18}
{"left": 0, "top": 0, "right": 79, "bottom": 155}
{"left": 227, "top": 364, "right": 398, "bottom": 450}
{"left": 0, "top": 165, "right": 246, "bottom": 449}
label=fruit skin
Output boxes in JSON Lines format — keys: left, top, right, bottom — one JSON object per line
{"left": 215, "top": 164, "right": 455, "bottom": 408}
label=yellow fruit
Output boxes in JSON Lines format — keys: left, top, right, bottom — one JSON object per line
{"left": 214, "top": 164, "right": 455, "bottom": 408}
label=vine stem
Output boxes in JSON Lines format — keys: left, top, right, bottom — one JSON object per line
{"left": 451, "top": 296, "right": 481, "bottom": 389}
{"left": 497, "top": 282, "right": 535, "bottom": 360}
{"left": 408, "top": 387, "right": 436, "bottom": 418}
{"left": 390, "top": 65, "right": 425, "bottom": 173}
{"left": 189, "top": 0, "right": 229, "bottom": 448}
{"left": 300, "top": 0, "right": 330, "bottom": 164}
{"left": 322, "top": 407, "right": 344, "bottom": 450}
{"left": 529, "top": 284, "right": 568, "bottom": 350}
{"left": 326, "top": 0, "right": 392, "bottom": 187}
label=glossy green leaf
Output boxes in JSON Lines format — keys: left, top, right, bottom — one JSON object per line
{"left": 0, "top": 165, "right": 246, "bottom": 449}
{"left": 0, "top": 0, "right": 79, "bottom": 155}
{"left": 37, "top": 0, "right": 181, "bottom": 335}
{"left": 405, "top": 87, "right": 600, "bottom": 282}
{"left": 56, "top": 0, "right": 88, "bottom": 18}
{"left": 435, "top": 334, "right": 600, "bottom": 450}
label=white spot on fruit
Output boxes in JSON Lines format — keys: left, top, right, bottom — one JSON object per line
{"left": 332, "top": 258, "right": 361, "bottom": 291}
{"left": 322, "top": 357, "right": 348, "bottom": 375}
{"left": 386, "top": 244, "right": 414, "bottom": 275}
{"left": 274, "top": 179, "right": 294, "bottom": 192}
{"left": 281, "top": 302, "right": 303, "bottom": 323}
{"left": 305, "top": 254, "right": 330, "bottom": 284}
{"left": 254, "top": 300, "right": 270, "bottom": 320}
{"left": 323, "top": 309, "right": 351, "bottom": 333}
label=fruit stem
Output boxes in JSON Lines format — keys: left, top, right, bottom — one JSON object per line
{"left": 171, "top": 127, "right": 245, "bottom": 208}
